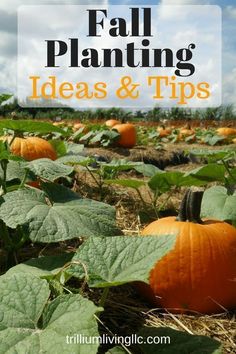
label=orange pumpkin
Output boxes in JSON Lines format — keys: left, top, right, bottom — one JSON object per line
{"left": 105, "top": 119, "right": 121, "bottom": 128}
{"left": 216, "top": 127, "right": 236, "bottom": 137}
{"left": 157, "top": 126, "right": 172, "bottom": 138}
{"left": 53, "top": 121, "right": 65, "bottom": 127}
{"left": 113, "top": 123, "right": 136, "bottom": 148}
{"left": 73, "top": 123, "right": 89, "bottom": 133}
{"left": 10, "top": 137, "right": 57, "bottom": 161}
{"left": 140, "top": 190, "right": 236, "bottom": 314}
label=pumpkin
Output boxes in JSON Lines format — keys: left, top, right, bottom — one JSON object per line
{"left": 139, "top": 190, "right": 236, "bottom": 314}
{"left": 53, "top": 121, "right": 65, "bottom": 127}
{"left": 113, "top": 123, "right": 136, "bottom": 148}
{"left": 216, "top": 127, "right": 236, "bottom": 137}
{"left": 157, "top": 126, "right": 172, "bottom": 138}
{"left": 105, "top": 119, "right": 121, "bottom": 128}
{"left": 179, "top": 125, "right": 195, "bottom": 140}
{"left": 73, "top": 123, "right": 89, "bottom": 133}
{"left": 10, "top": 137, "right": 57, "bottom": 161}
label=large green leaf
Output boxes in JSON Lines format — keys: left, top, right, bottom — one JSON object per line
{"left": 69, "top": 235, "right": 176, "bottom": 287}
{"left": 183, "top": 163, "right": 226, "bottom": 184}
{"left": 0, "top": 119, "right": 67, "bottom": 136}
{"left": 0, "top": 273, "right": 102, "bottom": 354}
{"left": 148, "top": 164, "right": 226, "bottom": 193}
{"left": 0, "top": 185, "right": 120, "bottom": 243}
{"left": 201, "top": 186, "right": 236, "bottom": 222}
{"left": 137, "top": 327, "right": 222, "bottom": 354}
{"left": 24, "top": 158, "right": 74, "bottom": 182}
{"left": 6, "top": 253, "right": 74, "bottom": 278}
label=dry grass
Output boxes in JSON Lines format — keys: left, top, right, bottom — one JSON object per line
{"left": 97, "top": 286, "right": 236, "bottom": 354}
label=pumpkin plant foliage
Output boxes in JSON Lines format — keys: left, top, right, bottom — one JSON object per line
{"left": 0, "top": 183, "right": 120, "bottom": 243}
{"left": 201, "top": 186, "right": 236, "bottom": 222}
{"left": 0, "top": 119, "right": 67, "bottom": 136}
{"left": 0, "top": 273, "right": 102, "bottom": 354}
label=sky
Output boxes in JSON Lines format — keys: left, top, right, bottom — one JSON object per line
{"left": 0, "top": 0, "right": 235, "bottom": 108}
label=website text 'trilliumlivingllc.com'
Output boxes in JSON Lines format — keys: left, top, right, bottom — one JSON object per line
{"left": 66, "top": 333, "right": 171, "bottom": 346}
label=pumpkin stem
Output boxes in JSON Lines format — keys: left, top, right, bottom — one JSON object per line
{"left": 177, "top": 189, "right": 190, "bottom": 222}
{"left": 177, "top": 189, "right": 204, "bottom": 224}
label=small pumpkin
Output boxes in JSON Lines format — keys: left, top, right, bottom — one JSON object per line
{"left": 53, "top": 121, "right": 65, "bottom": 127}
{"left": 216, "top": 127, "right": 236, "bottom": 137}
{"left": 105, "top": 119, "right": 121, "bottom": 128}
{"left": 139, "top": 190, "right": 236, "bottom": 314}
{"left": 73, "top": 123, "right": 89, "bottom": 133}
{"left": 10, "top": 137, "right": 57, "bottom": 161}
{"left": 157, "top": 125, "right": 172, "bottom": 138}
{"left": 113, "top": 123, "right": 136, "bottom": 148}
{"left": 179, "top": 125, "right": 195, "bottom": 141}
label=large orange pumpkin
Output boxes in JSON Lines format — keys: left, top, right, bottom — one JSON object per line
{"left": 10, "top": 137, "right": 57, "bottom": 161}
{"left": 140, "top": 190, "right": 236, "bottom": 314}
{"left": 105, "top": 119, "right": 120, "bottom": 128}
{"left": 112, "top": 123, "right": 136, "bottom": 148}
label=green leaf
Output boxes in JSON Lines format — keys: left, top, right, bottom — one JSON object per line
{"left": 189, "top": 149, "right": 234, "bottom": 163}
{"left": 0, "top": 273, "right": 102, "bottom": 354}
{"left": 103, "top": 159, "right": 143, "bottom": 172}
{"left": 69, "top": 235, "right": 176, "bottom": 287}
{"left": 0, "top": 161, "right": 25, "bottom": 182}
{"left": 41, "top": 182, "right": 80, "bottom": 202}
{"left": 0, "top": 186, "right": 120, "bottom": 243}
{"left": 201, "top": 186, "right": 236, "bottom": 222}
{"left": 148, "top": 171, "right": 184, "bottom": 193}
{"left": 25, "top": 158, "right": 74, "bottom": 182}
{"left": 134, "top": 164, "right": 163, "bottom": 177}
{"left": 106, "top": 347, "right": 127, "bottom": 354}
{"left": 6, "top": 253, "right": 74, "bottom": 278}
{"left": 57, "top": 155, "right": 91, "bottom": 166}
{"left": 49, "top": 140, "right": 67, "bottom": 157}
{"left": 66, "top": 143, "right": 85, "bottom": 155}
{"left": 0, "top": 273, "right": 50, "bottom": 330}
{"left": 148, "top": 164, "right": 226, "bottom": 193}
{"left": 137, "top": 327, "right": 222, "bottom": 354}
{"left": 105, "top": 179, "right": 146, "bottom": 189}
{"left": 0, "top": 119, "right": 67, "bottom": 136}
{"left": 183, "top": 164, "right": 226, "bottom": 184}
{"left": 90, "top": 130, "right": 119, "bottom": 144}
